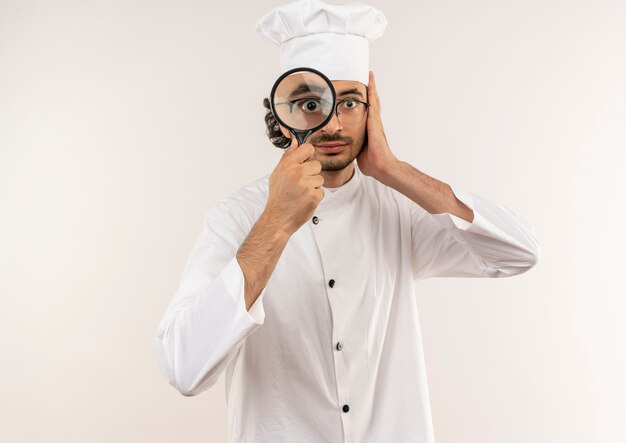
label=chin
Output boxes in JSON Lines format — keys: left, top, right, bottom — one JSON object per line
{"left": 320, "top": 157, "right": 355, "bottom": 172}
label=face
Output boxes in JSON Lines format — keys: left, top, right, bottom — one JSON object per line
{"left": 279, "top": 80, "right": 368, "bottom": 172}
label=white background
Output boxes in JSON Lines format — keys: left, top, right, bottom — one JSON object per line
{"left": 1, "top": 0, "right": 625, "bottom": 441}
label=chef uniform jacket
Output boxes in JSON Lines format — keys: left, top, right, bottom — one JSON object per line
{"left": 154, "top": 161, "right": 540, "bottom": 443}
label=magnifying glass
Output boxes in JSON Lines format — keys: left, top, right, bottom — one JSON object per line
{"left": 269, "top": 67, "right": 336, "bottom": 147}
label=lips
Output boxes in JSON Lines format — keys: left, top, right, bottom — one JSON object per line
{"left": 316, "top": 143, "right": 347, "bottom": 153}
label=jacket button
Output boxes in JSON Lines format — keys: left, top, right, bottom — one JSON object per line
{"left": 312, "top": 216, "right": 319, "bottom": 224}
{"left": 343, "top": 404, "right": 350, "bottom": 413}
{"left": 336, "top": 341, "right": 343, "bottom": 351}
{"left": 328, "top": 279, "right": 335, "bottom": 288}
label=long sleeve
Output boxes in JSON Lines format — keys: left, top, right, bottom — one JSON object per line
{"left": 154, "top": 200, "right": 268, "bottom": 397}
{"left": 410, "top": 184, "right": 541, "bottom": 280}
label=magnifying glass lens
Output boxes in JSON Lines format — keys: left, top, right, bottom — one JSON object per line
{"left": 273, "top": 71, "right": 334, "bottom": 131}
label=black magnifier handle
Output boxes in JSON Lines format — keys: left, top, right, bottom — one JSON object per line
{"left": 292, "top": 129, "right": 314, "bottom": 147}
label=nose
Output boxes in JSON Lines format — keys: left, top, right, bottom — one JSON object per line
{"left": 320, "top": 111, "right": 343, "bottom": 133}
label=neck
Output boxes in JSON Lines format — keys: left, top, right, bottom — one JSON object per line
{"left": 321, "top": 162, "right": 355, "bottom": 188}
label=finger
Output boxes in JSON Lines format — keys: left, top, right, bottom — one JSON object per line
{"left": 290, "top": 142, "right": 315, "bottom": 164}
{"left": 283, "top": 136, "right": 299, "bottom": 157}
{"left": 308, "top": 174, "right": 324, "bottom": 189}
{"left": 367, "top": 71, "right": 384, "bottom": 133}
{"left": 302, "top": 159, "right": 322, "bottom": 175}
{"left": 368, "top": 70, "right": 381, "bottom": 113}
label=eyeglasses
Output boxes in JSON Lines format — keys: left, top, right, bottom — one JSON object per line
{"left": 275, "top": 97, "right": 370, "bottom": 126}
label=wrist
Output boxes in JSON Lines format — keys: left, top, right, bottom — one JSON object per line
{"left": 377, "top": 159, "right": 403, "bottom": 187}
{"left": 259, "top": 208, "right": 293, "bottom": 241}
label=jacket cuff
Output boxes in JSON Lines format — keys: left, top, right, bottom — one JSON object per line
{"left": 429, "top": 184, "right": 475, "bottom": 231}
{"left": 429, "top": 184, "right": 540, "bottom": 258}
{"left": 221, "top": 255, "right": 268, "bottom": 325}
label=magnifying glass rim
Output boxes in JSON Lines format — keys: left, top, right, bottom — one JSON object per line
{"left": 269, "top": 66, "right": 337, "bottom": 140}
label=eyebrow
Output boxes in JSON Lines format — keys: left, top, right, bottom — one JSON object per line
{"left": 288, "top": 83, "right": 327, "bottom": 98}
{"left": 337, "top": 88, "right": 365, "bottom": 98}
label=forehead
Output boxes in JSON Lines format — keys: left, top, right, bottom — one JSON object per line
{"left": 331, "top": 80, "right": 367, "bottom": 97}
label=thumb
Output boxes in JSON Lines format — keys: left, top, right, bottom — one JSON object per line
{"left": 282, "top": 136, "right": 299, "bottom": 157}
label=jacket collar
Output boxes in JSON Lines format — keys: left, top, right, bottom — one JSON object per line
{"left": 316, "top": 161, "right": 362, "bottom": 213}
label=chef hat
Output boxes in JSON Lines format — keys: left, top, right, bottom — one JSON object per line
{"left": 255, "top": 0, "right": 387, "bottom": 85}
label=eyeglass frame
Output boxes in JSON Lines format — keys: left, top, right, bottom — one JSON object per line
{"left": 278, "top": 97, "right": 370, "bottom": 123}
{"left": 331, "top": 98, "right": 370, "bottom": 124}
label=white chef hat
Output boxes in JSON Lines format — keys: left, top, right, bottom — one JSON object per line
{"left": 255, "top": 0, "right": 387, "bottom": 85}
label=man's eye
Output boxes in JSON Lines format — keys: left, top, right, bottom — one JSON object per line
{"left": 297, "top": 99, "right": 321, "bottom": 113}
{"left": 342, "top": 99, "right": 357, "bottom": 109}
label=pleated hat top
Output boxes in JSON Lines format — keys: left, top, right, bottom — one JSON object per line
{"left": 255, "top": 0, "right": 387, "bottom": 85}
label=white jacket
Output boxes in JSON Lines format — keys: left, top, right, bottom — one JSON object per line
{"left": 154, "top": 162, "right": 540, "bottom": 443}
